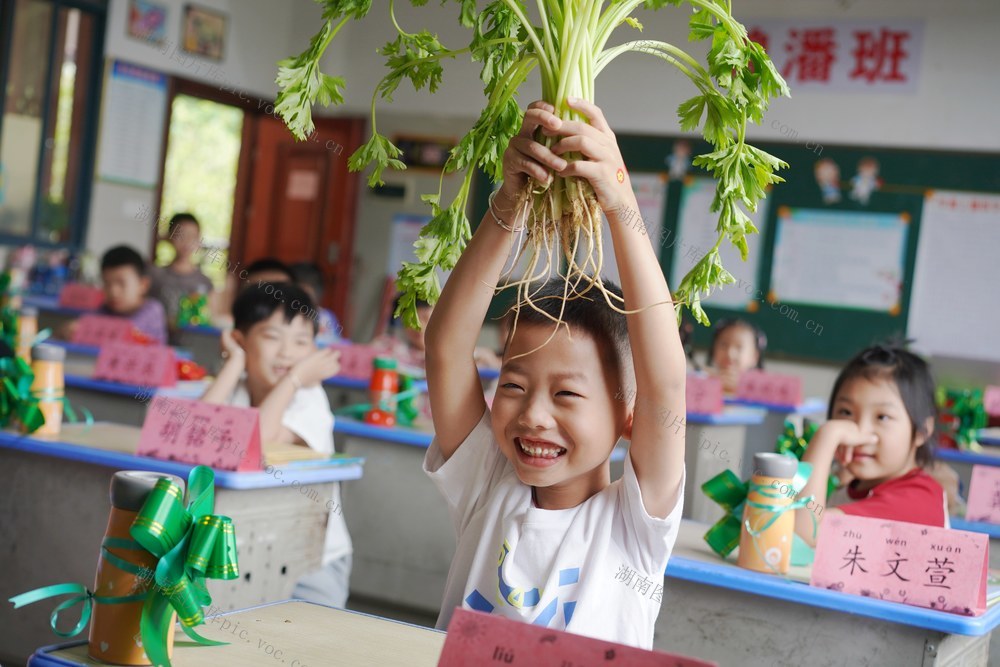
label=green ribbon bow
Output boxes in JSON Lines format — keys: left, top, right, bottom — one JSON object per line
{"left": 9, "top": 466, "right": 238, "bottom": 667}
{"left": 0, "top": 356, "right": 93, "bottom": 433}
{"left": 775, "top": 419, "right": 837, "bottom": 499}
{"left": 702, "top": 460, "right": 817, "bottom": 567}
{"left": 0, "top": 356, "right": 45, "bottom": 432}
{"left": 177, "top": 293, "right": 210, "bottom": 328}
{"left": 937, "top": 387, "right": 986, "bottom": 450}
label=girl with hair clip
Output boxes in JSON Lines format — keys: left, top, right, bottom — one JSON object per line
{"left": 795, "top": 344, "right": 949, "bottom": 547}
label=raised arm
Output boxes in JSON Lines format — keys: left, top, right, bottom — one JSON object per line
{"left": 426, "top": 101, "right": 568, "bottom": 461}
{"left": 553, "top": 98, "right": 688, "bottom": 518}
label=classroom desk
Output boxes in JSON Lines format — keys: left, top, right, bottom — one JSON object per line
{"left": 0, "top": 424, "right": 364, "bottom": 667}
{"left": 61, "top": 357, "right": 207, "bottom": 426}
{"left": 724, "top": 395, "right": 827, "bottom": 479}
{"left": 936, "top": 443, "right": 1000, "bottom": 495}
{"left": 682, "top": 406, "right": 767, "bottom": 525}
{"left": 22, "top": 294, "right": 223, "bottom": 368}
{"left": 657, "top": 521, "right": 999, "bottom": 666}
{"left": 27, "top": 600, "right": 446, "bottom": 666}
{"left": 951, "top": 518, "right": 1000, "bottom": 571}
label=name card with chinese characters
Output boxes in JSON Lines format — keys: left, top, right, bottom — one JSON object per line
{"left": 965, "top": 465, "right": 1000, "bottom": 524}
{"left": 58, "top": 283, "right": 104, "bottom": 310}
{"left": 437, "top": 609, "right": 716, "bottom": 667}
{"left": 811, "top": 514, "right": 988, "bottom": 616}
{"left": 72, "top": 315, "right": 134, "bottom": 347}
{"left": 94, "top": 342, "right": 177, "bottom": 387}
{"left": 328, "top": 343, "right": 380, "bottom": 380}
{"left": 137, "top": 396, "right": 262, "bottom": 471}
{"left": 687, "top": 374, "right": 724, "bottom": 415}
{"left": 983, "top": 385, "right": 1000, "bottom": 418}
{"left": 736, "top": 370, "right": 803, "bottom": 407}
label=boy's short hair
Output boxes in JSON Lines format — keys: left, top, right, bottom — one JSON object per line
{"left": 233, "top": 282, "right": 318, "bottom": 335}
{"left": 101, "top": 245, "right": 147, "bottom": 277}
{"left": 168, "top": 213, "right": 199, "bottom": 235}
{"left": 290, "top": 262, "right": 325, "bottom": 298}
{"left": 244, "top": 258, "right": 295, "bottom": 283}
{"left": 505, "top": 278, "right": 634, "bottom": 396}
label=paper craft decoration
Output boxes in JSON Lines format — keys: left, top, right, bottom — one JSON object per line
{"left": 811, "top": 513, "right": 988, "bottom": 616}
{"left": 438, "top": 609, "right": 716, "bottom": 667}
{"left": 94, "top": 342, "right": 177, "bottom": 387}
{"left": 687, "top": 374, "right": 723, "bottom": 415}
{"left": 137, "top": 396, "right": 262, "bottom": 471}
{"left": 58, "top": 283, "right": 105, "bottom": 310}
{"left": 71, "top": 315, "right": 134, "bottom": 347}
{"left": 965, "top": 465, "right": 1000, "bottom": 525}
{"left": 328, "top": 343, "right": 381, "bottom": 380}
{"left": 984, "top": 386, "right": 1000, "bottom": 418}
{"left": 736, "top": 369, "right": 803, "bottom": 407}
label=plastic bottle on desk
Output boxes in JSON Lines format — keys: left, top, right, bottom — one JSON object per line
{"left": 89, "top": 471, "right": 183, "bottom": 664}
{"left": 365, "top": 357, "right": 399, "bottom": 427}
{"left": 28, "top": 343, "right": 65, "bottom": 436}
{"left": 16, "top": 305, "right": 38, "bottom": 363}
{"left": 737, "top": 452, "right": 798, "bottom": 574}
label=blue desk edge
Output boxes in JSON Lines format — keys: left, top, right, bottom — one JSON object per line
{"left": 0, "top": 431, "right": 364, "bottom": 489}
{"left": 666, "top": 555, "right": 1000, "bottom": 636}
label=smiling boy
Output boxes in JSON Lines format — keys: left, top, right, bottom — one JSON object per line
{"left": 423, "top": 99, "right": 687, "bottom": 649}
{"left": 201, "top": 282, "right": 353, "bottom": 607}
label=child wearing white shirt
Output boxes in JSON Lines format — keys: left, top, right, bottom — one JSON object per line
{"left": 201, "top": 282, "right": 351, "bottom": 605}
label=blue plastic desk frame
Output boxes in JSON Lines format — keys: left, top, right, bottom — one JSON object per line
{"left": 724, "top": 396, "right": 827, "bottom": 415}
{"left": 665, "top": 555, "right": 1000, "bottom": 636}
{"left": 49, "top": 339, "right": 193, "bottom": 360}
{"left": 25, "top": 599, "right": 445, "bottom": 666}
{"left": 951, "top": 517, "right": 1000, "bottom": 540}
{"left": 0, "top": 430, "right": 364, "bottom": 490}
{"left": 935, "top": 448, "right": 1000, "bottom": 468}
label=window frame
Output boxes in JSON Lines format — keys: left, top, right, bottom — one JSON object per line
{"left": 0, "top": 0, "right": 107, "bottom": 249}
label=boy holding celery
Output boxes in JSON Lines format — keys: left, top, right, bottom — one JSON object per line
{"left": 422, "top": 98, "right": 687, "bottom": 649}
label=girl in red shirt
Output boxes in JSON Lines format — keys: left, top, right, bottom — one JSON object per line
{"left": 796, "top": 345, "right": 947, "bottom": 546}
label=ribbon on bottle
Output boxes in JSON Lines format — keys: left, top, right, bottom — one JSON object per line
{"left": 937, "top": 387, "right": 986, "bottom": 450}
{"left": 0, "top": 356, "right": 93, "bottom": 433}
{"left": 8, "top": 465, "right": 238, "bottom": 667}
{"left": 333, "top": 378, "right": 427, "bottom": 427}
{"left": 702, "top": 461, "right": 817, "bottom": 567}
{"left": 177, "top": 293, "right": 210, "bottom": 328}
{"left": 741, "top": 461, "right": 818, "bottom": 573}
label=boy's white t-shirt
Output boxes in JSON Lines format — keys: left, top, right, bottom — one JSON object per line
{"left": 423, "top": 409, "right": 683, "bottom": 649}
{"left": 229, "top": 379, "right": 352, "bottom": 564}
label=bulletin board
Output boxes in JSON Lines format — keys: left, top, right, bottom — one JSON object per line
{"left": 471, "top": 134, "right": 1000, "bottom": 363}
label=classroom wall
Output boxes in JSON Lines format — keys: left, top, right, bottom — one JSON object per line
{"left": 332, "top": 0, "right": 1000, "bottom": 151}
{"left": 85, "top": 0, "right": 335, "bottom": 258}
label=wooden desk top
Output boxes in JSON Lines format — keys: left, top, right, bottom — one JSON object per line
{"left": 37, "top": 601, "right": 445, "bottom": 667}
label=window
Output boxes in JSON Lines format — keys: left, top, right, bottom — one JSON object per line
{"left": 0, "top": 0, "right": 106, "bottom": 247}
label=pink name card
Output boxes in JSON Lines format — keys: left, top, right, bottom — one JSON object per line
{"left": 687, "top": 374, "right": 723, "bottom": 415}
{"left": 94, "top": 342, "right": 177, "bottom": 387}
{"left": 72, "top": 314, "right": 134, "bottom": 347}
{"left": 811, "top": 513, "right": 988, "bottom": 616}
{"left": 438, "top": 609, "right": 716, "bottom": 667}
{"left": 736, "top": 370, "right": 803, "bottom": 407}
{"left": 965, "top": 465, "right": 1000, "bottom": 524}
{"left": 983, "top": 385, "right": 1000, "bottom": 417}
{"left": 329, "top": 343, "right": 379, "bottom": 380}
{"left": 58, "top": 283, "right": 104, "bottom": 310}
{"left": 137, "top": 396, "right": 262, "bottom": 471}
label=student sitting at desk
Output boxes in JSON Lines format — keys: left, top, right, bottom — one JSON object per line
{"left": 795, "top": 344, "right": 947, "bottom": 547}
{"left": 201, "top": 282, "right": 353, "bottom": 606}
{"left": 149, "top": 213, "right": 215, "bottom": 343}
{"left": 422, "top": 99, "right": 685, "bottom": 649}
{"left": 706, "top": 317, "right": 766, "bottom": 394}
{"left": 64, "top": 245, "right": 167, "bottom": 344}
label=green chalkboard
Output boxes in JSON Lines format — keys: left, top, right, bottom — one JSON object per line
{"left": 471, "top": 135, "right": 1000, "bottom": 363}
